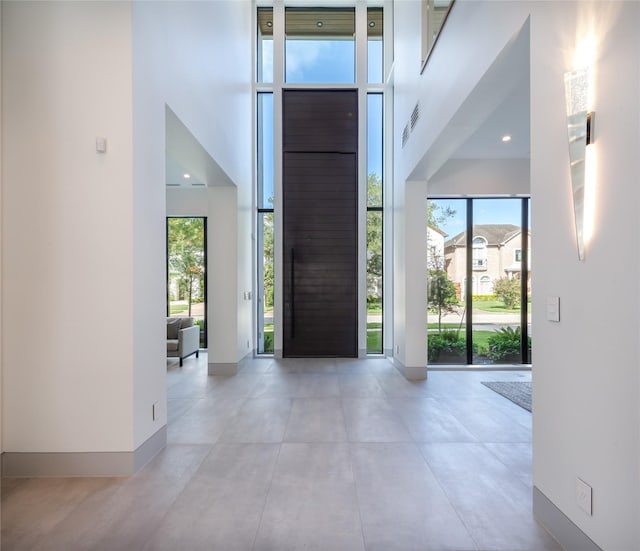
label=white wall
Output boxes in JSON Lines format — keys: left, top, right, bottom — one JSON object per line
{"left": 1, "top": 0, "right": 252, "bottom": 459}
{"left": 394, "top": 0, "right": 640, "bottom": 548}
{"left": 2, "top": 1, "right": 135, "bottom": 452}
{"left": 429, "top": 159, "right": 530, "bottom": 196}
{"left": 133, "top": 0, "right": 251, "bottom": 443}
{"left": 530, "top": 2, "right": 639, "bottom": 549}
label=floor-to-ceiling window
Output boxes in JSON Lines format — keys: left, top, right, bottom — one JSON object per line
{"left": 427, "top": 197, "right": 531, "bottom": 365}
{"left": 255, "top": 3, "right": 387, "bottom": 357}
{"left": 166, "top": 217, "right": 207, "bottom": 348}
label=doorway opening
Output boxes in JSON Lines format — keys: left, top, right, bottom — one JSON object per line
{"left": 166, "top": 217, "right": 207, "bottom": 348}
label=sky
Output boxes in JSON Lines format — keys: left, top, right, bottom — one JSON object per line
{"left": 430, "top": 198, "right": 531, "bottom": 239}
{"left": 258, "top": 37, "right": 384, "bottom": 207}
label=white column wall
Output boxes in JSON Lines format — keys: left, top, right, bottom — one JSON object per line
{"left": 132, "top": 0, "right": 252, "bottom": 434}
{"left": 530, "top": 3, "right": 639, "bottom": 549}
{"left": 393, "top": 1, "right": 640, "bottom": 548}
{"left": 2, "top": 1, "right": 135, "bottom": 452}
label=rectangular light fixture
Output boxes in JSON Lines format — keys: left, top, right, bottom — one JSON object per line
{"left": 564, "top": 67, "right": 594, "bottom": 261}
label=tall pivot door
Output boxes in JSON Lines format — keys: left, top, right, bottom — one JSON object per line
{"left": 283, "top": 90, "right": 358, "bottom": 357}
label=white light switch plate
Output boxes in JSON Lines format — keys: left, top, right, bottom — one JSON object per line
{"left": 576, "top": 477, "right": 592, "bottom": 515}
{"left": 547, "top": 296, "right": 560, "bottom": 322}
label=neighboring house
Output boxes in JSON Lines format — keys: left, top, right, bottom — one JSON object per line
{"left": 444, "top": 224, "right": 531, "bottom": 299}
{"left": 427, "top": 224, "right": 447, "bottom": 270}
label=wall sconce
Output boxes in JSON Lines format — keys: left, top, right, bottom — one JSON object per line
{"left": 564, "top": 67, "right": 595, "bottom": 261}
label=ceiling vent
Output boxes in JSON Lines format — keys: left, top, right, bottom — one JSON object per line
{"left": 410, "top": 101, "right": 420, "bottom": 131}
{"left": 402, "top": 124, "right": 410, "bottom": 148}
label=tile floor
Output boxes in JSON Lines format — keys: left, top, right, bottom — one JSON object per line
{"left": 1, "top": 354, "right": 561, "bottom": 551}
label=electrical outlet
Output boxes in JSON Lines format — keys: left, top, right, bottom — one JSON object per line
{"left": 576, "top": 477, "right": 592, "bottom": 515}
{"left": 152, "top": 401, "right": 159, "bottom": 421}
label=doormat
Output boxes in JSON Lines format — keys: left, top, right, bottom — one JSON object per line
{"left": 481, "top": 381, "right": 531, "bottom": 412}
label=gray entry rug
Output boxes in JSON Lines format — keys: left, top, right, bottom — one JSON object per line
{"left": 481, "top": 381, "right": 531, "bottom": 412}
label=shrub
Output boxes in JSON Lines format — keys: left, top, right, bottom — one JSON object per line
{"left": 493, "top": 277, "right": 521, "bottom": 309}
{"left": 428, "top": 330, "right": 466, "bottom": 361}
{"left": 487, "top": 326, "right": 531, "bottom": 360}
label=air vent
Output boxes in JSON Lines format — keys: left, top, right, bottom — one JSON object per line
{"left": 410, "top": 101, "right": 420, "bottom": 131}
{"left": 402, "top": 124, "right": 410, "bottom": 148}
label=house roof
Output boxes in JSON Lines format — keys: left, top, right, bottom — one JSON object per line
{"left": 445, "top": 224, "right": 522, "bottom": 248}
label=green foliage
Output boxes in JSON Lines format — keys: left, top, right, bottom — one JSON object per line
{"left": 263, "top": 330, "right": 274, "bottom": 354}
{"left": 367, "top": 173, "right": 383, "bottom": 304}
{"left": 493, "top": 277, "right": 521, "bottom": 309}
{"left": 428, "top": 269, "right": 458, "bottom": 332}
{"left": 168, "top": 218, "right": 205, "bottom": 316}
{"left": 472, "top": 294, "right": 497, "bottom": 302}
{"left": 428, "top": 330, "right": 466, "bottom": 362}
{"left": 261, "top": 212, "right": 274, "bottom": 308}
{"left": 427, "top": 201, "right": 456, "bottom": 230}
{"left": 487, "top": 326, "right": 530, "bottom": 361}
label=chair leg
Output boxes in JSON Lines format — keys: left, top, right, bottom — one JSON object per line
{"left": 196, "top": 350, "right": 199, "bottom": 358}
{"left": 180, "top": 358, "right": 183, "bottom": 367}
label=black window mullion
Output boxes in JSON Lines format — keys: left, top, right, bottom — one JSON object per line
{"left": 521, "top": 199, "right": 529, "bottom": 364}
{"left": 465, "top": 199, "right": 473, "bottom": 365}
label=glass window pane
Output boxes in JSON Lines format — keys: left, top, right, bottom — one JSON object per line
{"left": 257, "top": 8, "right": 273, "bottom": 83}
{"left": 367, "top": 94, "right": 383, "bottom": 207}
{"left": 471, "top": 198, "right": 523, "bottom": 364}
{"left": 367, "top": 211, "right": 382, "bottom": 354}
{"left": 427, "top": 199, "right": 466, "bottom": 364}
{"left": 257, "top": 93, "right": 274, "bottom": 209}
{"left": 258, "top": 212, "right": 274, "bottom": 354}
{"left": 285, "top": 8, "right": 355, "bottom": 83}
{"left": 367, "top": 8, "right": 383, "bottom": 83}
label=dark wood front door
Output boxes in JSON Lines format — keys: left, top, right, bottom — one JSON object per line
{"left": 283, "top": 90, "right": 358, "bottom": 357}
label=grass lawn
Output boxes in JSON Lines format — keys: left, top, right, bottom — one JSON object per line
{"left": 169, "top": 303, "right": 188, "bottom": 315}
{"left": 367, "top": 324, "right": 382, "bottom": 353}
{"left": 472, "top": 300, "right": 529, "bottom": 314}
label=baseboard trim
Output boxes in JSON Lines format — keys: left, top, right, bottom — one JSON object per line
{"left": 533, "top": 486, "right": 602, "bottom": 551}
{"left": 208, "top": 362, "right": 238, "bottom": 375}
{"left": 134, "top": 425, "right": 167, "bottom": 472}
{"left": 2, "top": 425, "right": 167, "bottom": 478}
{"left": 392, "top": 357, "right": 427, "bottom": 381}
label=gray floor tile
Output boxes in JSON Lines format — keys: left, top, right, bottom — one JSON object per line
{"left": 484, "top": 442, "right": 533, "bottom": 487}
{"left": 338, "top": 372, "right": 387, "bottom": 398}
{"left": 2, "top": 353, "right": 555, "bottom": 551}
{"left": 167, "top": 396, "right": 246, "bottom": 444}
{"left": 420, "top": 443, "right": 561, "bottom": 550}
{"left": 351, "top": 442, "right": 477, "bottom": 551}
{"left": 144, "top": 443, "right": 280, "bottom": 551}
{"left": 342, "top": 398, "right": 412, "bottom": 442}
{"left": 254, "top": 443, "right": 364, "bottom": 551}
{"left": 295, "top": 373, "right": 341, "bottom": 397}
{"left": 219, "top": 398, "right": 293, "bottom": 442}
{"left": 284, "top": 398, "right": 348, "bottom": 442}
{"left": 389, "top": 396, "right": 478, "bottom": 443}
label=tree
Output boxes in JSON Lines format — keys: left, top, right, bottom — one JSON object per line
{"left": 262, "top": 212, "right": 274, "bottom": 309}
{"left": 428, "top": 268, "right": 458, "bottom": 332}
{"left": 168, "top": 218, "right": 205, "bottom": 316}
{"left": 493, "top": 276, "right": 521, "bottom": 309}
{"left": 367, "top": 173, "right": 383, "bottom": 307}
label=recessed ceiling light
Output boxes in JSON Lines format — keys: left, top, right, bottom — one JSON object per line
{"left": 501, "top": 135, "right": 512, "bottom": 143}
{"left": 316, "top": 21, "right": 323, "bottom": 27}
{"left": 369, "top": 21, "right": 376, "bottom": 28}
{"left": 266, "top": 20, "right": 273, "bottom": 28}
{"left": 183, "top": 173, "right": 191, "bottom": 179}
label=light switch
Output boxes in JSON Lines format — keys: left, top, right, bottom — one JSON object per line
{"left": 547, "top": 296, "right": 560, "bottom": 322}
{"left": 96, "top": 137, "right": 107, "bottom": 153}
